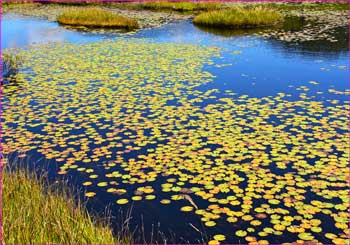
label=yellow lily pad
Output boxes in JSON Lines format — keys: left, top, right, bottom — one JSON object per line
{"left": 116, "top": 199, "right": 129, "bottom": 205}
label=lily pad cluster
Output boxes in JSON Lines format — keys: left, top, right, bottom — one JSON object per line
{"left": 2, "top": 39, "right": 349, "bottom": 244}
{"left": 260, "top": 10, "right": 348, "bottom": 43}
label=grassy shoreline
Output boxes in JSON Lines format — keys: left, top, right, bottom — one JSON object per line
{"left": 3, "top": 1, "right": 348, "bottom": 32}
{"left": 2, "top": 164, "right": 127, "bottom": 244}
{"left": 123, "top": 1, "right": 222, "bottom": 12}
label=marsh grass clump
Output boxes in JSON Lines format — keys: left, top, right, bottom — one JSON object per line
{"left": 2, "top": 163, "right": 120, "bottom": 244}
{"left": 57, "top": 8, "right": 139, "bottom": 29}
{"left": 193, "top": 6, "right": 283, "bottom": 29}
{"left": 2, "top": 53, "right": 23, "bottom": 84}
{"left": 2, "top": 1, "right": 39, "bottom": 12}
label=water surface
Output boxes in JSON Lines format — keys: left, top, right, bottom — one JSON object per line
{"left": 2, "top": 13, "right": 349, "bottom": 244}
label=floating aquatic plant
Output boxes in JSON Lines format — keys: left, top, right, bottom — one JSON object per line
{"left": 2, "top": 39, "right": 349, "bottom": 244}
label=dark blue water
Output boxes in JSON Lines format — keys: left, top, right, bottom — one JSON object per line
{"left": 2, "top": 13, "right": 349, "bottom": 244}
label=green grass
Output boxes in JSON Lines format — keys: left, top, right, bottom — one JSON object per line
{"left": 105, "top": 1, "right": 222, "bottom": 12}
{"left": 139, "top": 2, "right": 222, "bottom": 12}
{"left": 57, "top": 8, "right": 139, "bottom": 29}
{"left": 2, "top": 164, "right": 131, "bottom": 244}
{"left": 2, "top": 0, "right": 34, "bottom": 3}
{"left": 51, "top": 1, "right": 349, "bottom": 12}
{"left": 2, "top": 2, "right": 40, "bottom": 12}
{"left": 259, "top": 2, "right": 349, "bottom": 12}
{"left": 193, "top": 6, "right": 283, "bottom": 29}
{"left": 3, "top": 1, "right": 347, "bottom": 14}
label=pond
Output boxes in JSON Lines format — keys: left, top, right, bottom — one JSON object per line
{"left": 2, "top": 13, "right": 349, "bottom": 244}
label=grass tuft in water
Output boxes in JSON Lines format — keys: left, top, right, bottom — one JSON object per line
{"left": 57, "top": 8, "right": 139, "bottom": 29}
{"left": 2, "top": 163, "right": 129, "bottom": 244}
{"left": 193, "top": 6, "right": 283, "bottom": 29}
{"left": 2, "top": 53, "right": 23, "bottom": 84}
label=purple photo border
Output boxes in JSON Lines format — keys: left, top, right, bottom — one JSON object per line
{"left": 0, "top": 0, "right": 349, "bottom": 244}
{"left": 0, "top": 0, "right": 349, "bottom": 3}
